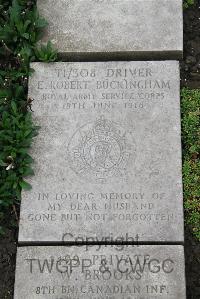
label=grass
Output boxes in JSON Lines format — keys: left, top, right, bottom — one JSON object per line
{"left": 183, "top": 0, "right": 195, "bottom": 9}
{"left": 181, "top": 88, "right": 200, "bottom": 240}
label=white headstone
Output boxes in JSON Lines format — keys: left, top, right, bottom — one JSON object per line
{"left": 38, "top": 0, "right": 183, "bottom": 59}
{"left": 14, "top": 245, "right": 186, "bottom": 298}
{"left": 19, "top": 61, "right": 184, "bottom": 243}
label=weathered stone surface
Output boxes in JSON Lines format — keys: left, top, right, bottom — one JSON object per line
{"left": 38, "top": 0, "right": 183, "bottom": 60}
{"left": 19, "top": 61, "right": 184, "bottom": 243}
{"left": 14, "top": 245, "right": 186, "bottom": 298}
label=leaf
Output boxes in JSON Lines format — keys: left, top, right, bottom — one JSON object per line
{"left": 0, "top": 160, "right": 7, "bottom": 167}
{"left": 22, "top": 33, "right": 29, "bottom": 39}
{"left": 0, "top": 226, "right": 5, "bottom": 236}
{"left": 19, "top": 180, "right": 32, "bottom": 190}
{"left": 23, "top": 168, "right": 34, "bottom": 177}
{"left": 35, "top": 17, "right": 48, "bottom": 29}
{"left": 24, "top": 19, "right": 31, "bottom": 31}
{"left": 11, "top": 100, "right": 17, "bottom": 114}
{"left": 9, "top": 0, "right": 21, "bottom": 24}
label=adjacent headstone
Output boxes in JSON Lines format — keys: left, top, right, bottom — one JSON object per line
{"left": 38, "top": 0, "right": 183, "bottom": 60}
{"left": 14, "top": 245, "right": 186, "bottom": 298}
{"left": 18, "top": 61, "right": 184, "bottom": 243}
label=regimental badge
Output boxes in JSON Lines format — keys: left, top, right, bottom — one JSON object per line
{"left": 67, "top": 116, "right": 135, "bottom": 184}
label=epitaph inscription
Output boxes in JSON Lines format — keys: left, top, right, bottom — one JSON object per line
{"left": 19, "top": 61, "right": 184, "bottom": 243}
{"left": 14, "top": 246, "right": 186, "bottom": 298}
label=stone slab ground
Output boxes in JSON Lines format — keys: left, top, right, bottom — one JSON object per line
{"left": 38, "top": 0, "right": 183, "bottom": 60}
{"left": 18, "top": 61, "right": 184, "bottom": 244}
{"left": 14, "top": 245, "right": 186, "bottom": 299}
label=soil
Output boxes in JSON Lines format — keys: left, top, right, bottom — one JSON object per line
{"left": 181, "top": 1, "right": 200, "bottom": 89}
{"left": 0, "top": 2, "right": 200, "bottom": 299}
{"left": 0, "top": 211, "right": 18, "bottom": 299}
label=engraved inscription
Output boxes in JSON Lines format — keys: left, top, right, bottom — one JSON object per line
{"left": 15, "top": 246, "right": 186, "bottom": 298}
